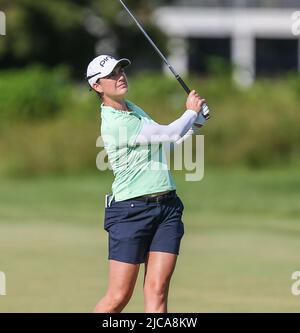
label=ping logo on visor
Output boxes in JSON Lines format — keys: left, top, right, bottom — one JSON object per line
{"left": 100, "top": 56, "right": 114, "bottom": 67}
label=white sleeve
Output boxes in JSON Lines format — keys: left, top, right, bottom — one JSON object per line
{"left": 174, "top": 112, "right": 207, "bottom": 145}
{"left": 134, "top": 109, "right": 198, "bottom": 145}
{"left": 174, "top": 124, "right": 198, "bottom": 145}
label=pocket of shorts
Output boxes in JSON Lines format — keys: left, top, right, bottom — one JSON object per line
{"left": 104, "top": 206, "right": 129, "bottom": 231}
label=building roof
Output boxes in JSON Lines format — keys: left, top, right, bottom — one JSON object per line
{"left": 153, "top": 7, "right": 298, "bottom": 38}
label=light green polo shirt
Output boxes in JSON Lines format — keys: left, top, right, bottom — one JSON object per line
{"left": 100, "top": 100, "right": 176, "bottom": 201}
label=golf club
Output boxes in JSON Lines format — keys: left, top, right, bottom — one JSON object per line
{"left": 118, "top": 0, "right": 210, "bottom": 120}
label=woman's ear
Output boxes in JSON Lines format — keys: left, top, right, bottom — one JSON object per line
{"left": 93, "top": 82, "right": 103, "bottom": 94}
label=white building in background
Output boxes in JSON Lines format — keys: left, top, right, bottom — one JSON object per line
{"left": 153, "top": 0, "right": 300, "bottom": 86}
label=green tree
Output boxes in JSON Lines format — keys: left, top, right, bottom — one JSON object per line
{"left": 0, "top": 0, "right": 176, "bottom": 78}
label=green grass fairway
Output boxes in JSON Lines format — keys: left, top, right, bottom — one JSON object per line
{"left": 0, "top": 167, "right": 300, "bottom": 312}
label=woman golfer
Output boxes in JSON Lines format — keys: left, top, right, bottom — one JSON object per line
{"left": 86, "top": 55, "right": 207, "bottom": 313}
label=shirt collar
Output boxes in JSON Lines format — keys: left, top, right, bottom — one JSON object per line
{"left": 101, "top": 100, "right": 134, "bottom": 114}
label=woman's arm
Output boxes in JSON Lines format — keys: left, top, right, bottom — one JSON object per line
{"left": 134, "top": 108, "right": 207, "bottom": 146}
{"left": 134, "top": 109, "right": 198, "bottom": 145}
{"left": 133, "top": 90, "right": 206, "bottom": 145}
{"left": 174, "top": 112, "right": 207, "bottom": 145}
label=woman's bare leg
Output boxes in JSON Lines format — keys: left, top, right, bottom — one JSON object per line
{"left": 94, "top": 260, "right": 140, "bottom": 313}
{"left": 143, "top": 252, "right": 178, "bottom": 313}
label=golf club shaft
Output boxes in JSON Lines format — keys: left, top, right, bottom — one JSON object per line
{"left": 119, "top": 1, "right": 182, "bottom": 82}
{"left": 118, "top": 0, "right": 210, "bottom": 119}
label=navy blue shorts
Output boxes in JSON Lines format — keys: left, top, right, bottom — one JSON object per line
{"left": 103, "top": 191, "right": 184, "bottom": 264}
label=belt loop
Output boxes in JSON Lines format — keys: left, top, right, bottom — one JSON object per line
{"left": 108, "top": 194, "right": 114, "bottom": 207}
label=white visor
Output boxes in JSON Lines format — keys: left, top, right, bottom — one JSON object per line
{"left": 86, "top": 55, "right": 131, "bottom": 86}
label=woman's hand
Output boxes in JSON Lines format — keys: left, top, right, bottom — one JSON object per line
{"left": 186, "top": 90, "right": 206, "bottom": 114}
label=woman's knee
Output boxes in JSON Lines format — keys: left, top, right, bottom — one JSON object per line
{"left": 144, "top": 280, "right": 169, "bottom": 299}
{"left": 105, "top": 289, "right": 133, "bottom": 309}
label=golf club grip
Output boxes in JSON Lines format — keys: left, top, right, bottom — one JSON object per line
{"left": 176, "top": 76, "right": 191, "bottom": 95}
{"left": 177, "top": 76, "right": 210, "bottom": 120}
